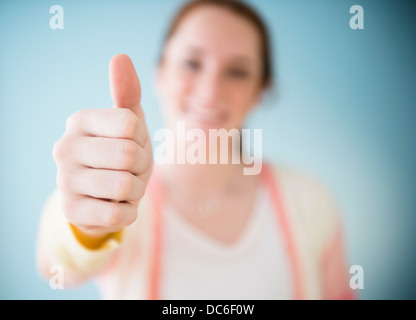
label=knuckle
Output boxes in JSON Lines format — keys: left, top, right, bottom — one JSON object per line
{"left": 141, "top": 150, "right": 152, "bottom": 173}
{"left": 66, "top": 110, "right": 83, "bottom": 131}
{"left": 61, "top": 196, "right": 77, "bottom": 221}
{"left": 114, "top": 172, "right": 133, "bottom": 200}
{"left": 105, "top": 202, "right": 123, "bottom": 227}
{"left": 119, "top": 109, "right": 138, "bottom": 138}
{"left": 52, "top": 137, "right": 73, "bottom": 162}
{"left": 125, "top": 209, "right": 138, "bottom": 226}
{"left": 56, "top": 169, "right": 71, "bottom": 191}
{"left": 119, "top": 140, "right": 139, "bottom": 170}
{"left": 136, "top": 179, "right": 146, "bottom": 200}
{"left": 52, "top": 139, "right": 63, "bottom": 161}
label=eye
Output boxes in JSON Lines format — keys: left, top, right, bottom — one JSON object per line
{"left": 183, "top": 59, "right": 200, "bottom": 71}
{"left": 227, "top": 68, "right": 249, "bottom": 79}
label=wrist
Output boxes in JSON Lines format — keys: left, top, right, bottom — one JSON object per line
{"left": 69, "top": 224, "right": 123, "bottom": 250}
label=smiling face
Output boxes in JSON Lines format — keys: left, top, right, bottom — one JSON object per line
{"left": 157, "top": 5, "right": 264, "bottom": 132}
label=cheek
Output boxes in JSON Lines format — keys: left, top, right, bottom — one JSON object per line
{"left": 161, "top": 67, "right": 192, "bottom": 112}
{"left": 226, "top": 87, "right": 258, "bottom": 126}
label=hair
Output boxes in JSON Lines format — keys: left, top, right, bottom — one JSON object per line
{"left": 159, "top": 0, "right": 274, "bottom": 90}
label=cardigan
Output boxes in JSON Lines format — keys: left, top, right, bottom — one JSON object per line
{"left": 37, "top": 163, "right": 354, "bottom": 299}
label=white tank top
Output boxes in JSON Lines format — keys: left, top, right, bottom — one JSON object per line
{"left": 160, "top": 183, "right": 294, "bottom": 299}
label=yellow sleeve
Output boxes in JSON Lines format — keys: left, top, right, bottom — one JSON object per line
{"left": 39, "top": 189, "right": 123, "bottom": 277}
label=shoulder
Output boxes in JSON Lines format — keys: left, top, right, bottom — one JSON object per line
{"left": 269, "top": 163, "right": 333, "bottom": 199}
{"left": 266, "top": 163, "right": 343, "bottom": 248}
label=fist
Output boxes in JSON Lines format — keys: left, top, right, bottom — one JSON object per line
{"left": 52, "top": 54, "right": 153, "bottom": 237}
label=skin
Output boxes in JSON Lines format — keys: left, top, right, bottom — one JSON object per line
{"left": 157, "top": 6, "right": 263, "bottom": 132}
{"left": 53, "top": 55, "right": 153, "bottom": 238}
{"left": 155, "top": 5, "right": 265, "bottom": 243}
{"left": 38, "top": 5, "right": 266, "bottom": 283}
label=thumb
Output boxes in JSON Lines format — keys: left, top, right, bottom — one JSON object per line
{"left": 109, "top": 54, "right": 143, "bottom": 118}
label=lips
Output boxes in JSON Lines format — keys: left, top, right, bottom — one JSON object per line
{"left": 184, "top": 105, "right": 227, "bottom": 128}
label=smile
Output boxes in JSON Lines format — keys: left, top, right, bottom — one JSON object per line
{"left": 153, "top": 120, "right": 263, "bottom": 175}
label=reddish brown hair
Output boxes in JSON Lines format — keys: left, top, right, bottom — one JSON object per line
{"left": 160, "top": 0, "right": 274, "bottom": 90}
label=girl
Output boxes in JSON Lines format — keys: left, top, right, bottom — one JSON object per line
{"left": 37, "top": 0, "right": 354, "bottom": 299}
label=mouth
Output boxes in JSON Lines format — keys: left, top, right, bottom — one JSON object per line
{"left": 184, "top": 105, "right": 228, "bottom": 128}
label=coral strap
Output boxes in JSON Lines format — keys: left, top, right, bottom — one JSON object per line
{"left": 147, "top": 163, "right": 302, "bottom": 300}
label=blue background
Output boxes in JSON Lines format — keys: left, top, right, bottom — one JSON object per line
{"left": 0, "top": 0, "right": 415, "bottom": 299}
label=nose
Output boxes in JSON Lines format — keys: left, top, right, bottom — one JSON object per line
{"left": 194, "top": 67, "right": 224, "bottom": 110}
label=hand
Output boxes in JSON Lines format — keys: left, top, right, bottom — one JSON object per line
{"left": 52, "top": 54, "right": 153, "bottom": 238}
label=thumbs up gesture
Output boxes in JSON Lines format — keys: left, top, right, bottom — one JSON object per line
{"left": 53, "top": 54, "right": 153, "bottom": 238}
